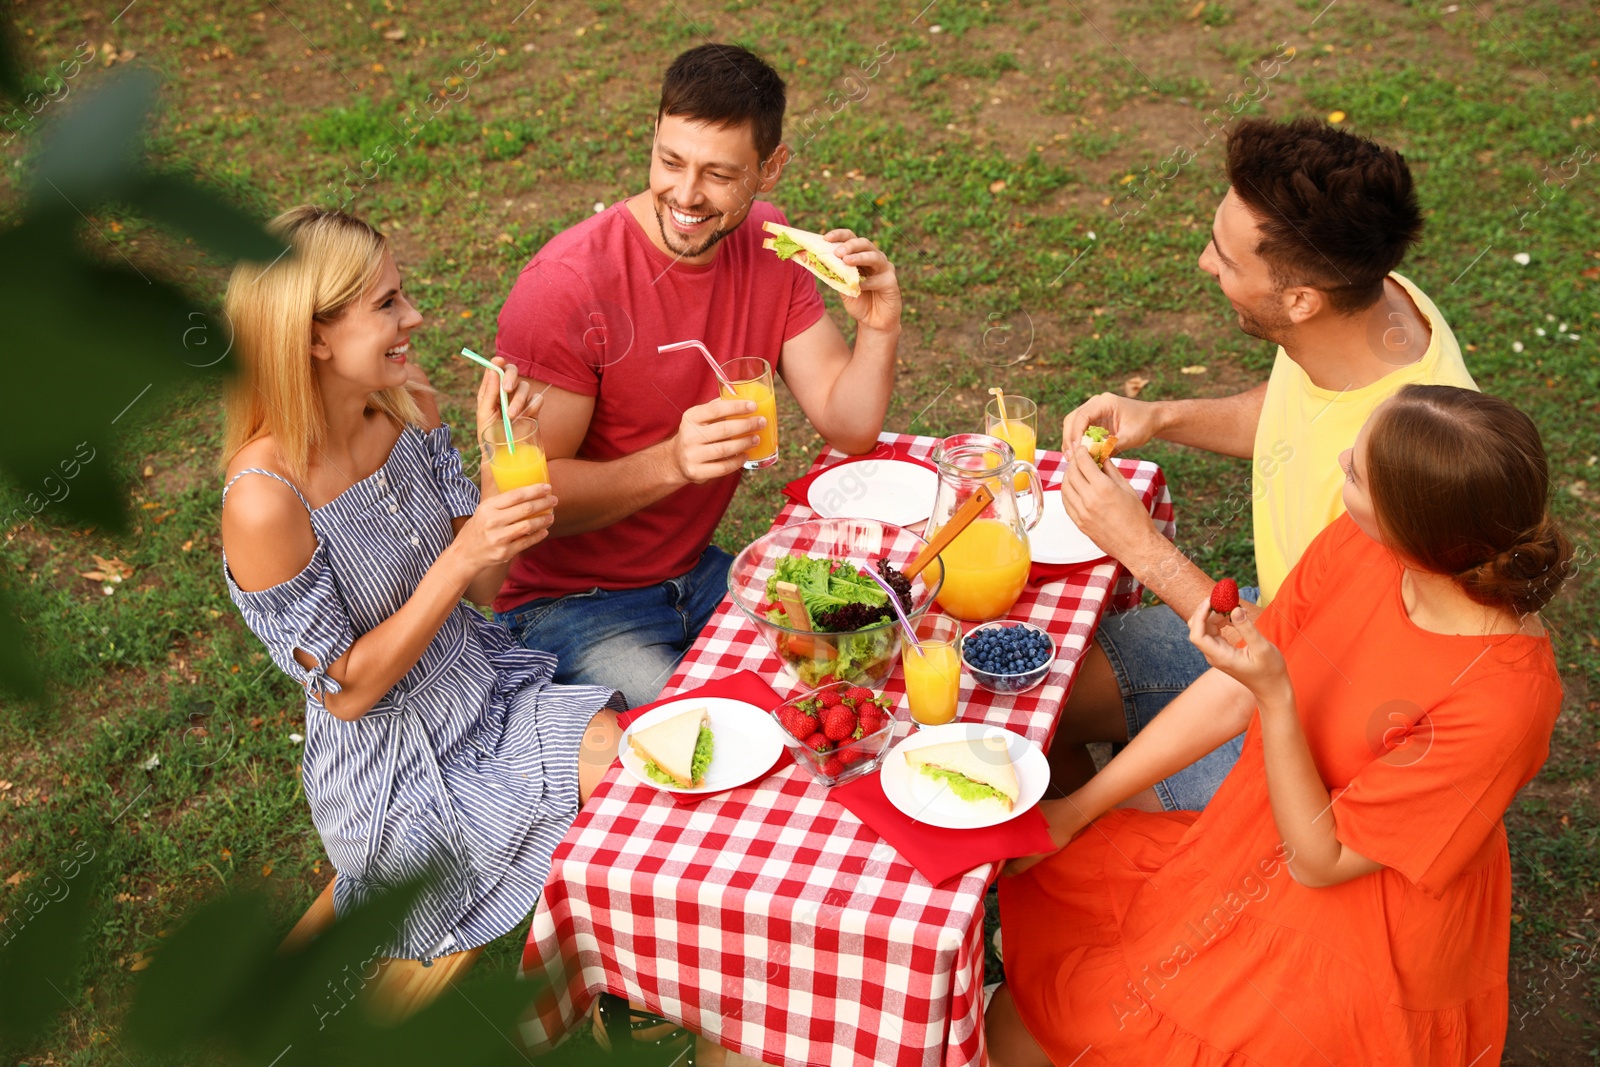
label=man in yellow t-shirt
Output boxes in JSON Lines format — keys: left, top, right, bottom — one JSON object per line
{"left": 1050, "top": 117, "right": 1476, "bottom": 810}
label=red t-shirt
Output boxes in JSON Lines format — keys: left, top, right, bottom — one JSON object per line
{"left": 492, "top": 200, "right": 827, "bottom": 610}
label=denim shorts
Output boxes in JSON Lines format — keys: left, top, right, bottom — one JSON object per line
{"left": 1092, "top": 586, "right": 1260, "bottom": 812}
{"left": 494, "top": 546, "right": 734, "bottom": 711}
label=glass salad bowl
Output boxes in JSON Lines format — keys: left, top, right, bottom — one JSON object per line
{"left": 728, "top": 517, "right": 944, "bottom": 688}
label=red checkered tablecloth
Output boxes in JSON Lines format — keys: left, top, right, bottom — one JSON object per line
{"left": 520, "top": 433, "right": 1174, "bottom": 1065}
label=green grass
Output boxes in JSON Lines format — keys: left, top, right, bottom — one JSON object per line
{"left": 2, "top": 0, "right": 1599, "bottom": 1061}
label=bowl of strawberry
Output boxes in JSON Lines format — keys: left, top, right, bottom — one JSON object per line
{"left": 772, "top": 680, "right": 902, "bottom": 786}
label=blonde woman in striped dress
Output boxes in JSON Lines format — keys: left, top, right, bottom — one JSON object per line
{"left": 219, "top": 206, "right": 624, "bottom": 1011}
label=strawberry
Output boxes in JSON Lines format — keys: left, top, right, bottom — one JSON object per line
{"left": 796, "top": 708, "right": 820, "bottom": 736}
{"left": 804, "top": 732, "right": 831, "bottom": 754}
{"left": 822, "top": 704, "right": 858, "bottom": 741}
{"left": 846, "top": 686, "right": 876, "bottom": 705}
{"left": 822, "top": 754, "right": 847, "bottom": 778}
{"left": 784, "top": 707, "right": 818, "bottom": 740}
{"left": 818, "top": 673, "right": 840, "bottom": 687}
{"left": 1210, "top": 578, "right": 1240, "bottom": 615}
{"left": 859, "top": 708, "right": 886, "bottom": 736}
{"left": 817, "top": 688, "right": 845, "bottom": 708}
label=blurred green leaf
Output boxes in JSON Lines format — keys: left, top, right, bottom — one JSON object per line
{"left": 0, "top": 12, "right": 21, "bottom": 100}
{"left": 0, "top": 574, "right": 42, "bottom": 700}
{"left": 126, "top": 172, "right": 285, "bottom": 262}
{"left": 0, "top": 858, "right": 99, "bottom": 1054}
{"left": 0, "top": 208, "right": 223, "bottom": 534}
{"left": 30, "top": 67, "right": 158, "bottom": 206}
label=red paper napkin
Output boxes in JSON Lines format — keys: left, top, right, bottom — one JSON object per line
{"left": 782, "top": 441, "right": 939, "bottom": 509}
{"left": 617, "top": 671, "right": 790, "bottom": 807}
{"left": 829, "top": 763, "right": 1055, "bottom": 888}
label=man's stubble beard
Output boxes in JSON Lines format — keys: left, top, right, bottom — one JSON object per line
{"left": 1235, "top": 297, "right": 1295, "bottom": 348}
{"left": 654, "top": 200, "right": 738, "bottom": 259}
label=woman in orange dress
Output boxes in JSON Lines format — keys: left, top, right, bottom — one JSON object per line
{"left": 988, "top": 385, "right": 1572, "bottom": 1066}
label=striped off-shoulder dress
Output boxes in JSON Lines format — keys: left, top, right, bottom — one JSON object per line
{"left": 223, "top": 423, "right": 623, "bottom": 960}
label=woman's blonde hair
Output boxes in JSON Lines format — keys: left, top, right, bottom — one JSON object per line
{"left": 222, "top": 206, "right": 423, "bottom": 482}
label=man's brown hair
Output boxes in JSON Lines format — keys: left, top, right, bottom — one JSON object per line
{"left": 658, "top": 44, "right": 785, "bottom": 163}
{"left": 1367, "top": 385, "right": 1573, "bottom": 616}
{"left": 1226, "top": 117, "right": 1421, "bottom": 314}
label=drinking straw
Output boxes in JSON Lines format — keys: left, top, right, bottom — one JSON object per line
{"left": 865, "top": 566, "right": 927, "bottom": 658}
{"left": 459, "top": 347, "right": 515, "bottom": 454}
{"left": 988, "top": 386, "right": 1013, "bottom": 438}
{"left": 658, "top": 339, "right": 735, "bottom": 392}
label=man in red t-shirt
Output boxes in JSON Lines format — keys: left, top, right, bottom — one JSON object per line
{"left": 492, "top": 44, "right": 902, "bottom": 707}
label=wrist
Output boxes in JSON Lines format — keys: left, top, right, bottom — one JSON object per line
{"left": 437, "top": 540, "right": 479, "bottom": 593}
{"left": 655, "top": 438, "right": 693, "bottom": 490}
{"left": 1255, "top": 677, "right": 1296, "bottom": 718}
{"left": 1148, "top": 399, "right": 1178, "bottom": 440}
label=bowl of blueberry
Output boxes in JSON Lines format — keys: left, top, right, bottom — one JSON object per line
{"left": 960, "top": 621, "right": 1056, "bottom": 694}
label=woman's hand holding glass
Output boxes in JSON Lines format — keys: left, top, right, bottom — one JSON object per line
{"left": 456, "top": 484, "right": 556, "bottom": 571}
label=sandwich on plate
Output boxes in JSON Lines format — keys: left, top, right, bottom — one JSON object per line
{"left": 630, "top": 707, "right": 714, "bottom": 789}
{"left": 761, "top": 220, "right": 862, "bottom": 298}
{"left": 1081, "top": 425, "right": 1118, "bottom": 468}
{"left": 904, "top": 734, "right": 1019, "bottom": 811}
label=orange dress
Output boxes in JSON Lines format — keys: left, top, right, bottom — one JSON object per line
{"left": 1001, "top": 515, "right": 1562, "bottom": 1065}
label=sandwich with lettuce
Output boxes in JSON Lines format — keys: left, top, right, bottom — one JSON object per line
{"left": 1081, "top": 425, "right": 1118, "bottom": 469}
{"left": 903, "top": 735, "right": 1020, "bottom": 811}
{"left": 629, "top": 707, "right": 714, "bottom": 789}
{"left": 762, "top": 221, "right": 862, "bottom": 298}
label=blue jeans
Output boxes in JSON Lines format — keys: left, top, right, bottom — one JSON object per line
{"left": 1092, "top": 586, "right": 1260, "bottom": 812}
{"left": 494, "top": 546, "right": 734, "bottom": 711}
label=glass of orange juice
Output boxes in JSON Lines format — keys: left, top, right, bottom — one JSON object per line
{"left": 719, "top": 356, "right": 778, "bottom": 469}
{"left": 985, "top": 394, "right": 1036, "bottom": 491}
{"left": 481, "top": 415, "right": 549, "bottom": 491}
{"left": 904, "top": 613, "right": 963, "bottom": 728}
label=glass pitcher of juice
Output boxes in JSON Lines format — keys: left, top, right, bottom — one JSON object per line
{"left": 924, "top": 433, "right": 1044, "bottom": 622}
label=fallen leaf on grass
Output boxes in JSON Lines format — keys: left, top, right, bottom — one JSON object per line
{"left": 1186, "top": 1, "right": 1206, "bottom": 18}
{"left": 1180, "top": 365, "right": 1208, "bottom": 375}
{"left": 382, "top": 27, "right": 407, "bottom": 40}
{"left": 5, "top": 870, "right": 29, "bottom": 886}
{"left": 81, "top": 554, "right": 134, "bottom": 584}
{"left": 1123, "top": 376, "right": 1151, "bottom": 398}
{"left": 988, "top": 179, "right": 1007, "bottom": 193}
{"left": 261, "top": 863, "right": 274, "bottom": 877}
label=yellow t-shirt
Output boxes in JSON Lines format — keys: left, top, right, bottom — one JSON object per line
{"left": 1251, "top": 273, "right": 1476, "bottom": 604}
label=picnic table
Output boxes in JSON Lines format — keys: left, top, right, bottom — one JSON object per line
{"left": 519, "top": 432, "right": 1175, "bottom": 1066}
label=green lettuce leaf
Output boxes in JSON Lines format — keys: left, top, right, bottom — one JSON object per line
{"left": 765, "top": 554, "right": 887, "bottom": 623}
{"left": 919, "top": 765, "right": 1011, "bottom": 804}
{"left": 690, "top": 725, "right": 714, "bottom": 783}
{"left": 771, "top": 231, "right": 803, "bottom": 260}
{"left": 642, "top": 760, "right": 679, "bottom": 786}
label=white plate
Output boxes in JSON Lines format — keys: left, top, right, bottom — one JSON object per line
{"left": 880, "top": 723, "right": 1049, "bottom": 829}
{"left": 807, "top": 459, "right": 939, "bottom": 526}
{"left": 617, "top": 696, "right": 786, "bottom": 795}
{"left": 1027, "top": 488, "right": 1109, "bottom": 565}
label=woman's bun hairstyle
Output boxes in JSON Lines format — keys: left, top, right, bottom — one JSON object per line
{"left": 1366, "top": 385, "right": 1573, "bottom": 616}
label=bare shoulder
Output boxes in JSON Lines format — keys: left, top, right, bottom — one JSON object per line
{"left": 222, "top": 437, "right": 319, "bottom": 592}
{"left": 405, "top": 362, "right": 443, "bottom": 431}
